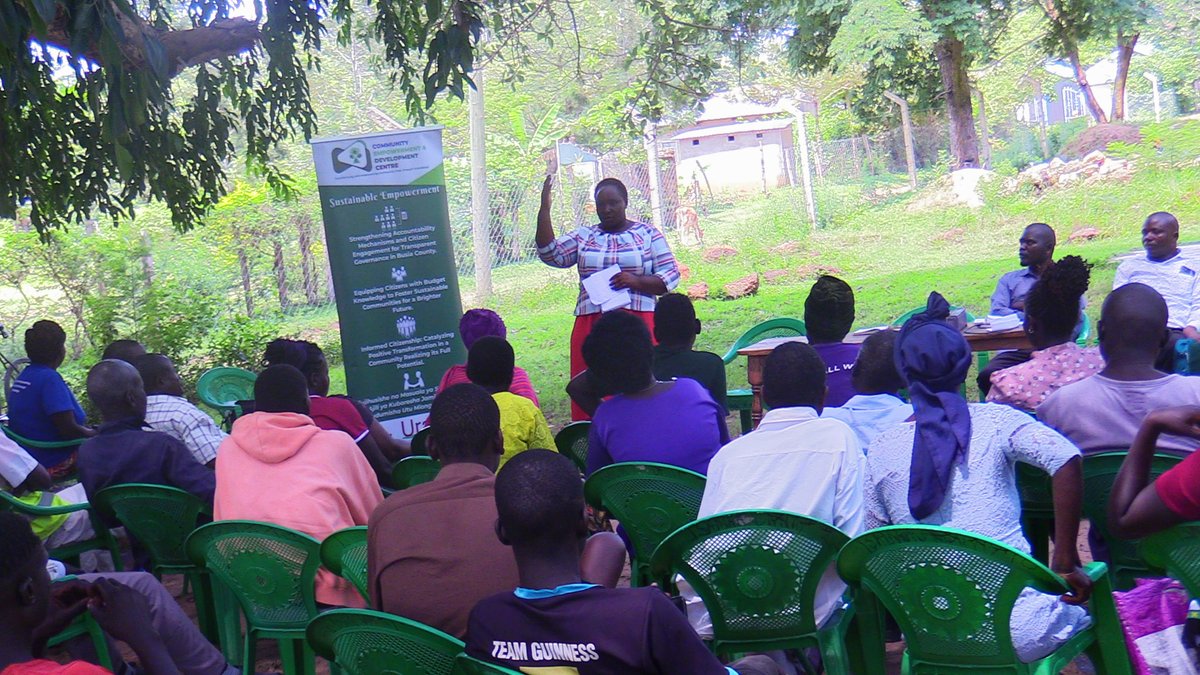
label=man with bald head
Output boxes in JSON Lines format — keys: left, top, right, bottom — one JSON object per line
{"left": 1039, "top": 283, "right": 1200, "bottom": 453}
{"left": 1113, "top": 211, "right": 1200, "bottom": 369}
{"left": 77, "top": 360, "right": 214, "bottom": 509}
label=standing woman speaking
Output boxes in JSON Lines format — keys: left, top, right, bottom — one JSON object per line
{"left": 536, "top": 166, "right": 681, "bottom": 420}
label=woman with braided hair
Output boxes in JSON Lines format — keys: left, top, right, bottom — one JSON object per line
{"left": 987, "top": 255, "right": 1102, "bottom": 411}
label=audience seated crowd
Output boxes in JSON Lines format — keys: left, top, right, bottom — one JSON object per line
{"left": 11, "top": 209, "right": 1200, "bottom": 674}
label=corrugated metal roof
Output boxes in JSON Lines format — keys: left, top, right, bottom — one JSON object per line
{"left": 670, "top": 117, "right": 793, "bottom": 142}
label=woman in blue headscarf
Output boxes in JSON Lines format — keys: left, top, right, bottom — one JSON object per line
{"left": 863, "top": 292, "right": 1093, "bottom": 662}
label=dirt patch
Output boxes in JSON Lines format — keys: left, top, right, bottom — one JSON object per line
{"left": 769, "top": 241, "right": 804, "bottom": 255}
{"left": 1061, "top": 123, "right": 1142, "bottom": 159}
{"left": 935, "top": 227, "right": 966, "bottom": 242}
{"left": 686, "top": 282, "right": 709, "bottom": 300}
{"left": 723, "top": 274, "right": 759, "bottom": 299}
{"left": 795, "top": 264, "right": 844, "bottom": 279}
{"left": 763, "top": 269, "right": 792, "bottom": 284}
{"left": 1068, "top": 227, "right": 1102, "bottom": 243}
{"left": 702, "top": 245, "right": 739, "bottom": 262}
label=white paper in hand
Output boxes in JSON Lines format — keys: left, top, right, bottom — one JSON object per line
{"left": 582, "top": 265, "right": 631, "bottom": 311}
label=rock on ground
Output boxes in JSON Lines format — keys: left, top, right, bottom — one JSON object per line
{"left": 723, "top": 274, "right": 759, "bottom": 299}
{"left": 702, "top": 245, "right": 739, "bottom": 262}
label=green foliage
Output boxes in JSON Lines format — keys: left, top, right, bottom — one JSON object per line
{"left": 200, "top": 315, "right": 284, "bottom": 372}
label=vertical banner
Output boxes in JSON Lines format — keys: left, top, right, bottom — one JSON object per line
{"left": 311, "top": 127, "right": 464, "bottom": 438}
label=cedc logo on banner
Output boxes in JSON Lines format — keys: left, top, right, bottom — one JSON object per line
{"left": 332, "top": 140, "right": 372, "bottom": 173}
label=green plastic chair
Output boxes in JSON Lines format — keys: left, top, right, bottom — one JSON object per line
{"left": 1082, "top": 450, "right": 1183, "bottom": 589}
{"left": 649, "top": 510, "right": 862, "bottom": 675}
{"left": 186, "top": 520, "right": 321, "bottom": 675}
{"left": 91, "top": 484, "right": 219, "bottom": 643}
{"left": 1142, "top": 522, "right": 1200, "bottom": 597}
{"left": 0, "top": 490, "right": 122, "bottom": 571}
{"left": 838, "top": 525, "right": 1131, "bottom": 675}
{"left": 583, "top": 462, "right": 706, "bottom": 586}
{"left": 1, "top": 425, "right": 85, "bottom": 470}
{"left": 1015, "top": 462, "right": 1055, "bottom": 564}
{"left": 1076, "top": 313, "right": 1092, "bottom": 347}
{"left": 320, "top": 526, "right": 369, "bottom": 603}
{"left": 196, "top": 367, "right": 257, "bottom": 430}
{"left": 306, "top": 608, "right": 463, "bottom": 675}
{"left": 450, "top": 654, "right": 524, "bottom": 674}
{"left": 554, "top": 421, "right": 591, "bottom": 474}
{"left": 721, "top": 318, "right": 807, "bottom": 434}
{"left": 46, "top": 606, "right": 113, "bottom": 670}
{"left": 392, "top": 455, "right": 442, "bottom": 489}
{"left": 410, "top": 427, "right": 431, "bottom": 455}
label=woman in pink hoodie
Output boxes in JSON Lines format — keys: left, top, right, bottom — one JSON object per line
{"left": 214, "top": 364, "right": 382, "bottom": 608}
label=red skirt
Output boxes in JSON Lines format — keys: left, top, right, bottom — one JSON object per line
{"left": 569, "top": 310, "right": 655, "bottom": 421}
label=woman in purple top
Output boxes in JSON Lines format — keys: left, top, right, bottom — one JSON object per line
{"left": 583, "top": 311, "right": 729, "bottom": 477}
{"left": 805, "top": 275, "right": 861, "bottom": 407}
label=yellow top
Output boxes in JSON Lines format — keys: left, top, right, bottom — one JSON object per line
{"left": 493, "top": 391, "right": 557, "bottom": 467}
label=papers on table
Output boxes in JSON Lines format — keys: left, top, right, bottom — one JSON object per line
{"left": 582, "top": 265, "right": 631, "bottom": 311}
{"left": 982, "top": 314, "right": 1022, "bottom": 331}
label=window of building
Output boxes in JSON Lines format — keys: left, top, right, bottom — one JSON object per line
{"left": 755, "top": 133, "right": 764, "bottom": 139}
{"left": 691, "top": 139, "right": 700, "bottom": 146}
{"left": 727, "top": 135, "right": 735, "bottom": 141}
{"left": 1062, "top": 87, "right": 1085, "bottom": 119}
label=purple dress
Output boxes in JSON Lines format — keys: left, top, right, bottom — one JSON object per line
{"left": 586, "top": 378, "right": 729, "bottom": 476}
{"left": 813, "top": 342, "right": 862, "bottom": 408}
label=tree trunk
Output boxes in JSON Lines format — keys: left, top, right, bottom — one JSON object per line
{"left": 272, "top": 239, "right": 289, "bottom": 311}
{"left": 1112, "top": 31, "right": 1139, "bottom": 121}
{"left": 236, "top": 237, "right": 253, "bottom": 316}
{"left": 297, "top": 217, "right": 319, "bottom": 305}
{"left": 934, "top": 36, "right": 980, "bottom": 169}
{"left": 1067, "top": 47, "right": 1109, "bottom": 123}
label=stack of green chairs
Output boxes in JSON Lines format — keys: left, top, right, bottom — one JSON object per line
{"left": 582, "top": 462, "right": 705, "bottom": 586}
{"left": 838, "top": 525, "right": 1130, "bottom": 675}
{"left": 554, "top": 421, "right": 591, "bottom": 474}
{"left": 1082, "top": 450, "right": 1183, "bottom": 589}
{"left": 307, "top": 608, "right": 463, "bottom": 675}
{"left": 196, "top": 367, "right": 257, "bottom": 431}
{"left": 91, "top": 484, "right": 218, "bottom": 644}
{"left": 650, "top": 510, "right": 862, "bottom": 675}
{"left": 721, "top": 318, "right": 807, "bottom": 434}
{"left": 392, "top": 456, "right": 442, "bottom": 490}
{"left": 320, "top": 526, "right": 369, "bottom": 602}
{"left": 187, "top": 521, "right": 321, "bottom": 675}
{"left": 0, "top": 490, "right": 121, "bottom": 571}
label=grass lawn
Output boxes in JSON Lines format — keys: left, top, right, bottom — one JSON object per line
{"left": 320, "top": 119, "right": 1200, "bottom": 430}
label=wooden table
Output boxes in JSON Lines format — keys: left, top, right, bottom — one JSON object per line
{"left": 737, "top": 327, "right": 1032, "bottom": 429}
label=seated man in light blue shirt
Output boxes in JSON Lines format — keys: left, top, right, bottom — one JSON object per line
{"left": 980, "top": 223, "right": 1084, "bottom": 394}
{"left": 822, "top": 330, "right": 913, "bottom": 450}
{"left": 990, "top": 223, "right": 1057, "bottom": 319}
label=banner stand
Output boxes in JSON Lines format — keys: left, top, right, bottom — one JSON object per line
{"left": 311, "top": 127, "right": 464, "bottom": 438}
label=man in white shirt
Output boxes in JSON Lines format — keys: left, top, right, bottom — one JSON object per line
{"left": 822, "top": 330, "right": 913, "bottom": 449}
{"left": 1112, "top": 211, "right": 1200, "bottom": 369}
{"left": 700, "top": 341, "right": 864, "bottom": 627}
{"left": 134, "top": 354, "right": 226, "bottom": 468}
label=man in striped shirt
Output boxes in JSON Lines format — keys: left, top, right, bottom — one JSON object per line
{"left": 133, "top": 355, "right": 225, "bottom": 469}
